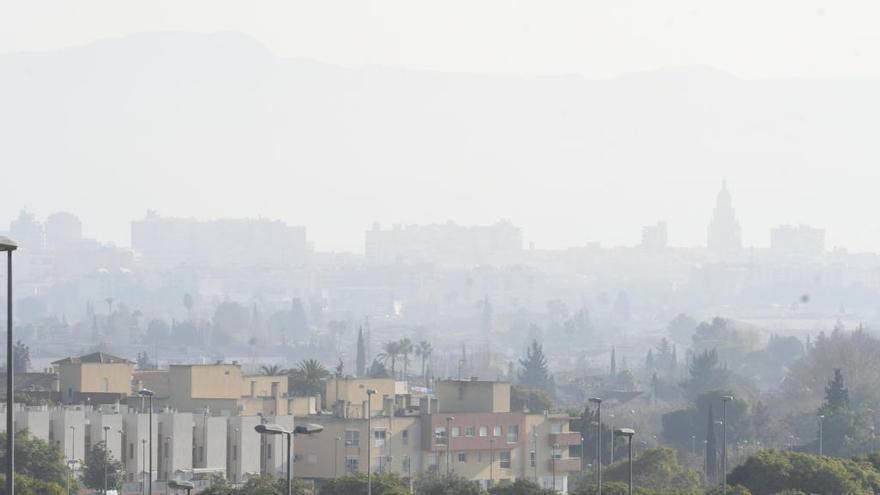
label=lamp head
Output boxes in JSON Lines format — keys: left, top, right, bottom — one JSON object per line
{"left": 366, "top": 388, "right": 377, "bottom": 395}
{"left": 138, "top": 388, "right": 154, "bottom": 397}
{"left": 294, "top": 423, "right": 324, "bottom": 435}
{"left": 588, "top": 397, "right": 602, "bottom": 404}
{"left": 254, "top": 423, "right": 289, "bottom": 436}
{"left": 614, "top": 428, "right": 636, "bottom": 438}
{"left": 721, "top": 395, "right": 734, "bottom": 402}
{"left": 168, "top": 480, "right": 195, "bottom": 489}
{"left": 0, "top": 236, "right": 17, "bottom": 252}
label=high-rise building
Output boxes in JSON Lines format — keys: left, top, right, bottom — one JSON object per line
{"left": 707, "top": 181, "right": 742, "bottom": 253}
{"left": 9, "top": 209, "right": 43, "bottom": 251}
{"left": 641, "top": 221, "right": 668, "bottom": 250}
{"left": 771, "top": 225, "right": 825, "bottom": 256}
{"left": 131, "top": 211, "right": 309, "bottom": 269}
{"left": 45, "top": 211, "right": 83, "bottom": 250}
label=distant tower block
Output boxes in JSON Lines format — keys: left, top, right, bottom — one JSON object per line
{"left": 707, "top": 181, "right": 742, "bottom": 253}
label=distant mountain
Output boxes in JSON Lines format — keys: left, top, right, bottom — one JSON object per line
{"left": 1, "top": 31, "right": 878, "bottom": 250}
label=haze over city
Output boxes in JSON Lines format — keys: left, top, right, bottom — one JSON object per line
{"left": 3, "top": 3, "right": 880, "bottom": 495}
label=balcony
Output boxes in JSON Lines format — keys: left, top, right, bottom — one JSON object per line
{"left": 549, "top": 431, "right": 581, "bottom": 447}
{"left": 548, "top": 457, "right": 581, "bottom": 472}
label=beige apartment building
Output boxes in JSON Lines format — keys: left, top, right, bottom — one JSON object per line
{"left": 296, "top": 377, "right": 581, "bottom": 492}
{"left": 53, "top": 352, "right": 135, "bottom": 403}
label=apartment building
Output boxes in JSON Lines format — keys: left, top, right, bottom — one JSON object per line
{"left": 52, "top": 352, "right": 135, "bottom": 404}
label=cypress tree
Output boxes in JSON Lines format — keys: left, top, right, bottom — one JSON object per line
{"left": 356, "top": 327, "right": 366, "bottom": 377}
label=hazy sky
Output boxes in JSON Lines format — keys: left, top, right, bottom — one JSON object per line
{"left": 3, "top": 0, "right": 880, "bottom": 79}
{"left": 3, "top": 1, "right": 880, "bottom": 253}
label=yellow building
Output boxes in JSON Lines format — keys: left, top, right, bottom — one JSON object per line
{"left": 52, "top": 352, "right": 134, "bottom": 403}
{"left": 131, "top": 363, "right": 289, "bottom": 415}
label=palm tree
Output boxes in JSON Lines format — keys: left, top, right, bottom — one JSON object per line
{"left": 183, "top": 293, "right": 194, "bottom": 320}
{"left": 259, "top": 364, "right": 286, "bottom": 376}
{"left": 399, "top": 338, "right": 413, "bottom": 381}
{"left": 416, "top": 341, "right": 433, "bottom": 381}
{"left": 290, "top": 359, "right": 330, "bottom": 396}
{"left": 378, "top": 341, "right": 402, "bottom": 379}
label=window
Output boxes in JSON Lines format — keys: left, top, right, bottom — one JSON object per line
{"left": 500, "top": 451, "right": 511, "bottom": 469}
{"left": 199, "top": 446, "right": 204, "bottom": 463}
{"left": 164, "top": 443, "right": 169, "bottom": 457}
{"left": 507, "top": 425, "right": 519, "bottom": 443}
{"left": 479, "top": 426, "right": 488, "bottom": 437}
{"left": 402, "top": 429, "right": 409, "bottom": 445}
{"left": 493, "top": 426, "right": 502, "bottom": 437}
{"left": 530, "top": 450, "right": 536, "bottom": 467}
{"left": 345, "top": 430, "right": 360, "bottom": 447}
{"left": 374, "top": 429, "right": 387, "bottom": 448}
{"left": 267, "top": 447, "right": 272, "bottom": 459}
{"left": 465, "top": 426, "right": 476, "bottom": 437}
{"left": 435, "top": 426, "right": 447, "bottom": 445}
{"left": 451, "top": 426, "right": 461, "bottom": 438}
{"left": 551, "top": 423, "right": 562, "bottom": 434}
{"left": 458, "top": 452, "right": 467, "bottom": 463}
{"left": 345, "top": 455, "right": 359, "bottom": 473}
{"left": 233, "top": 445, "right": 237, "bottom": 461}
{"left": 552, "top": 447, "right": 562, "bottom": 460}
{"left": 129, "top": 443, "right": 134, "bottom": 460}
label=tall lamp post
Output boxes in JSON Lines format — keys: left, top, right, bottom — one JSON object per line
{"left": 532, "top": 426, "right": 538, "bottom": 482}
{"left": 366, "top": 388, "right": 376, "bottom": 495}
{"left": 614, "top": 429, "right": 636, "bottom": 495}
{"left": 1, "top": 236, "right": 17, "bottom": 495}
{"left": 141, "top": 439, "right": 146, "bottom": 495}
{"left": 818, "top": 414, "right": 825, "bottom": 456}
{"left": 609, "top": 414, "right": 615, "bottom": 463}
{"left": 103, "top": 425, "right": 111, "bottom": 494}
{"left": 334, "top": 436, "right": 341, "bottom": 478}
{"left": 138, "top": 389, "right": 154, "bottom": 495}
{"left": 589, "top": 397, "right": 603, "bottom": 495}
{"left": 68, "top": 425, "right": 77, "bottom": 495}
{"left": 721, "top": 395, "right": 733, "bottom": 495}
{"left": 445, "top": 416, "right": 455, "bottom": 477}
{"left": 552, "top": 442, "right": 559, "bottom": 491}
{"left": 489, "top": 437, "right": 495, "bottom": 488}
{"left": 254, "top": 423, "right": 324, "bottom": 495}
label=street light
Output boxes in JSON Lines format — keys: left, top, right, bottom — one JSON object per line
{"left": 721, "top": 395, "right": 733, "bottom": 495}
{"left": 615, "top": 428, "right": 636, "bottom": 495}
{"left": 609, "top": 413, "right": 615, "bottom": 463}
{"left": 589, "top": 397, "right": 603, "bottom": 495}
{"left": 1, "top": 236, "right": 17, "bottom": 495}
{"left": 818, "top": 414, "right": 825, "bottom": 456}
{"left": 334, "top": 436, "right": 341, "bottom": 478}
{"left": 445, "top": 416, "right": 455, "bottom": 477}
{"left": 103, "top": 425, "right": 111, "bottom": 494}
{"left": 366, "top": 388, "right": 377, "bottom": 495}
{"left": 254, "top": 422, "right": 324, "bottom": 495}
{"left": 552, "top": 442, "right": 559, "bottom": 491}
{"left": 141, "top": 439, "right": 146, "bottom": 495}
{"left": 168, "top": 480, "right": 195, "bottom": 495}
{"left": 532, "top": 426, "right": 539, "bottom": 482}
{"left": 489, "top": 437, "right": 495, "bottom": 488}
{"left": 138, "top": 388, "right": 154, "bottom": 495}
{"left": 68, "top": 425, "right": 77, "bottom": 495}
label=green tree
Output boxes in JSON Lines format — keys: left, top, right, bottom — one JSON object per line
{"left": 79, "top": 441, "right": 123, "bottom": 492}
{"left": 378, "top": 341, "right": 403, "bottom": 378}
{"left": 289, "top": 359, "right": 330, "bottom": 396}
{"left": 0, "top": 430, "right": 70, "bottom": 491}
{"left": 399, "top": 338, "right": 414, "bottom": 381}
{"left": 510, "top": 385, "right": 553, "bottom": 413}
{"left": 489, "top": 478, "right": 556, "bottom": 495}
{"left": 729, "top": 449, "right": 880, "bottom": 495}
{"left": 201, "top": 474, "right": 311, "bottom": 495}
{"left": 260, "top": 364, "right": 287, "bottom": 376}
{"left": 416, "top": 341, "right": 433, "bottom": 382}
{"left": 822, "top": 368, "right": 850, "bottom": 413}
{"left": 603, "top": 448, "right": 701, "bottom": 494}
{"left": 12, "top": 340, "right": 30, "bottom": 374}
{"left": 518, "top": 340, "right": 555, "bottom": 398}
{"left": 415, "top": 473, "right": 484, "bottom": 495}
{"left": 682, "top": 349, "right": 729, "bottom": 401}
{"left": 318, "top": 472, "right": 409, "bottom": 495}
{"left": 368, "top": 358, "right": 390, "bottom": 378}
